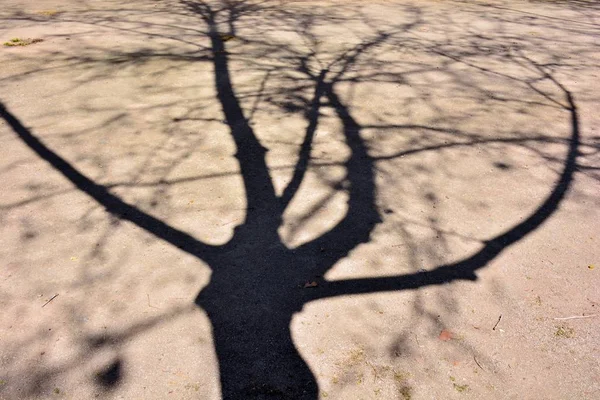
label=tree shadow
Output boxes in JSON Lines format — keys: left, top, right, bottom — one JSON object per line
{"left": 0, "top": 0, "right": 583, "bottom": 398}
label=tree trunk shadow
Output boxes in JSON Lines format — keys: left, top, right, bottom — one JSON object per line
{"left": 0, "top": 2, "right": 582, "bottom": 399}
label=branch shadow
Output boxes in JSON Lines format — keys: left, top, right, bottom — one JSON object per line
{"left": 0, "top": 0, "right": 583, "bottom": 398}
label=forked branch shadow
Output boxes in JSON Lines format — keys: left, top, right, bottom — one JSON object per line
{"left": 0, "top": 2, "right": 581, "bottom": 398}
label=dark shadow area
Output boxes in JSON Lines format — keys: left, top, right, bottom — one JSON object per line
{"left": 95, "top": 359, "right": 122, "bottom": 389}
{"left": 0, "top": 0, "right": 586, "bottom": 398}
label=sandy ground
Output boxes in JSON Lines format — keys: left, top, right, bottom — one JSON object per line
{"left": 1, "top": 0, "right": 599, "bottom": 399}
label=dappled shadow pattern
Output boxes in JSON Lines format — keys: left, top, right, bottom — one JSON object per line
{"left": 0, "top": 0, "right": 586, "bottom": 398}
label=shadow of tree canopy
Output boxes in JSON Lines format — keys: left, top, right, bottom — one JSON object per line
{"left": 1, "top": 0, "right": 598, "bottom": 398}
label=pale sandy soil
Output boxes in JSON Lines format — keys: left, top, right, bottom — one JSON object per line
{"left": 1, "top": 1, "right": 599, "bottom": 399}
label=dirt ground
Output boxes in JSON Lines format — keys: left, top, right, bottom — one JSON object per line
{"left": 1, "top": 0, "right": 599, "bottom": 399}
